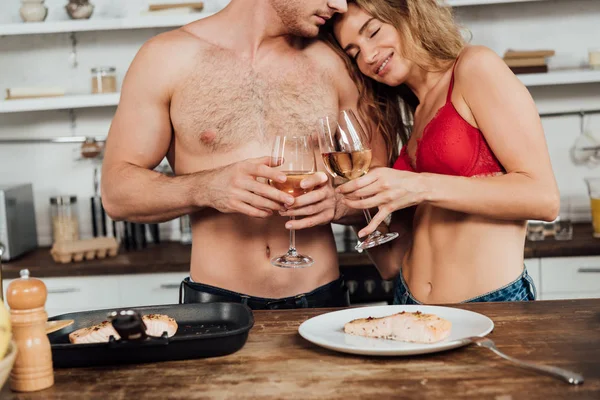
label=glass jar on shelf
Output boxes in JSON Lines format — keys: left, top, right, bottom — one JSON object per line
{"left": 91, "top": 67, "right": 117, "bottom": 94}
{"left": 50, "top": 196, "right": 80, "bottom": 243}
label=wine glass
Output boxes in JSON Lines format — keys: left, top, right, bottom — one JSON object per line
{"left": 317, "top": 109, "right": 399, "bottom": 252}
{"left": 269, "top": 135, "right": 316, "bottom": 268}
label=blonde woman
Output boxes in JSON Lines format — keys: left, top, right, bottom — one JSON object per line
{"left": 326, "top": 0, "right": 559, "bottom": 304}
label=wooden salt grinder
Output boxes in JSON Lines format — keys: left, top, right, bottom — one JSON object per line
{"left": 6, "top": 268, "right": 54, "bottom": 392}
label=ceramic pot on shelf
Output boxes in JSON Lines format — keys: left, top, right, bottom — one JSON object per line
{"left": 19, "top": 0, "right": 48, "bottom": 23}
{"left": 66, "top": 0, "right": 95, "bottom": 20}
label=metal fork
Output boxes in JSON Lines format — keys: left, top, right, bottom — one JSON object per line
{"left": 464, "top": 336, "right": 584, "bottom": 385}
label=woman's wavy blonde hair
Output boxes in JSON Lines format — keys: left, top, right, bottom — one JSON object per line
{"left": 321, "top": 0, "right": 466, "bottom": 165}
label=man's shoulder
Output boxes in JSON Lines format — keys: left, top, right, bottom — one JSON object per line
{"left": 303, "top": 38, "right": 348, "bottom": 72}
{"left": 138, "top": 26, "right": 210, "bottom": 61}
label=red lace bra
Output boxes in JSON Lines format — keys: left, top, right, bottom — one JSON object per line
{"left": 393, "top": 61, "right": 505, "bottom": 177}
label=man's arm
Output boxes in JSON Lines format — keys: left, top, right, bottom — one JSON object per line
{"left": 102, "top": 32, "right": 294, "bottom": 223}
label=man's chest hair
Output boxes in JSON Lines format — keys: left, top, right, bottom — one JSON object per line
{"left": 173, "top": 47, "right": 339, "bottom": 152}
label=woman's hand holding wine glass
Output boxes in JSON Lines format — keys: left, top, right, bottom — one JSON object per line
{"left": 317, "top": 109, "right": 400, "bottom": 251}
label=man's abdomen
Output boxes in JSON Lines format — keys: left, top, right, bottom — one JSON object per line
{"left": 189, "top": 210, "right": 340, "bottom": 298}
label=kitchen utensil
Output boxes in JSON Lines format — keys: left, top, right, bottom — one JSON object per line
{"left": 20, "top": 0, "right": 48, "bottom": 22}
{"left": 149, "top": 224, "right": 160, "bottom": 244}
{"left": 462, "top": 336, "right": 584, "bottom": 385}
{"left": 46, "top": 320, "right": 74, "bottom": 335}
{"left": 91, "top": 67, "right": 117, "bottom": 94}
{"left": 66, "top": 0, "right": 94, "bottom": 20}
{"left": 50, "top": 195, "right": 79, "bottom": 243}
{"left": 47, "top": 303, "right": 254, "bottom": 368}
{"left": 6, "top": 87, "right": 65, "bottom": 100}
{"left": 107, "top": 310, "right": 148, "bottom": 341}
{"left": 7, "top": 269, "right": 54, "bottom": 392}
{"left": 0, "top": 184, "right": 39, "bottom": 261}
{"left": 148, "top": 2, "right": 204, "bottom": 11}
{"left": 91, "top": 167, "right": 108, "bottom": 237}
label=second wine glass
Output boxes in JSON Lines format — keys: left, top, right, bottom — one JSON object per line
{"left": 269, "top": 135, "right": 316, "bottom": 268}
{"left": 317, "top": 109, "right": 399, "bottom": 252}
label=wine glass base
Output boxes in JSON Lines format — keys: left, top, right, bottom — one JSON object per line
{"left": 271, "top": 254, "right": 314, "bottom": 269}
{"left": 355, "top": 231, "right": 399, "bottom": 252}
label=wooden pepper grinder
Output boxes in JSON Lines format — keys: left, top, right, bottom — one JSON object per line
{"left": 6, "top": 268, "right": 54, "bottom": 392}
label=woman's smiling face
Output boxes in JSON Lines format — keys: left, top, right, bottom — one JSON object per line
{"left": 333, "top": 3, "right": 412, "bottom": 86}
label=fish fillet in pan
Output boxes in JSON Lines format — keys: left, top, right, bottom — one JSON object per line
{"left": 69, "top": 314, "right": 178, "bottom": 344}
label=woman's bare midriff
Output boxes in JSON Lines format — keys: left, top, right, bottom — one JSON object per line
{"left": 402, "top": 204, "right": 527, "bottom": 304}
{"left": 189, "top": 209, "right": 340, "bottom": 298}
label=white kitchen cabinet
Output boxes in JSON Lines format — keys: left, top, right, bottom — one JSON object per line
{"left": 119, "top": 272, "right": 189, "bottom": 308}
{"left": 2, "top": 272, "right": 188, "bottom": 317}
{"left": 2, "top": 256, "right": 598, "bottom": 314}
{"left": 539, "top": 256, "right": 600, "bottom": 300}
{"left": 2, "top": 275, "right": 121, "bottom": 317}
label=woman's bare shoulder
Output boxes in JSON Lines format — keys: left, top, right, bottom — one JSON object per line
{"left": 454, "top": 45, "right": 511, "bottom": 84}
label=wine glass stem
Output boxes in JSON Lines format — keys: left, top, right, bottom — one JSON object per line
{"left": 361, "top": 205, "right": 380, "bottom": 240}
{"left": 362, "top": 208, "right": 373, "bottom": 224}
{"left": 288, "top": 216, "right": 297, "bottom": 255}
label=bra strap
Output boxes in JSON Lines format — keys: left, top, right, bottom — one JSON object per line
{"left": 446, "top": 57, "right": 460, "bottom": 103}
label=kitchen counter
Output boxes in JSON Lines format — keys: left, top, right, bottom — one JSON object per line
{"left": 2, "top": 299, "right": 599, "bottom": 399}
{"left": 2, "top": 223, "right": 599, "bottom": 279}
{"left": 0, "top": 242, "right": 373, "bottom": 279}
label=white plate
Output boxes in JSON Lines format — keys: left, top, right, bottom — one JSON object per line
{"left": 298, "top": 305, "right": 494, "bottom": 356}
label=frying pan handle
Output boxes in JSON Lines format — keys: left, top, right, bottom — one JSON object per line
{"left": 106, "top": 310, "right": 170, "bottom": 349}
{"left": 107, "top": 310, "right": 148, "bottom": 341}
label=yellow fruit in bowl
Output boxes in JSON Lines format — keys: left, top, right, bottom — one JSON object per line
{"left": 0, "top": 300, "right": 10, "bottom": 359}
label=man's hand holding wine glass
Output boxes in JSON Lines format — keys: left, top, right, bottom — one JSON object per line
{"left": 202, "top": 156, "right": 296, "bottom": 219}
{"left": 279, "top": 171, "right": 338, "bottom": 230}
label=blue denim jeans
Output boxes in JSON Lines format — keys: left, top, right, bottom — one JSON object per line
{"left": 394, "top": 267, "right": 537, "bottom": 305}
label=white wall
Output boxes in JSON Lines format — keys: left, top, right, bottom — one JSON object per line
{"left": 0, "top": 0, "right": 599, "bottom": 246}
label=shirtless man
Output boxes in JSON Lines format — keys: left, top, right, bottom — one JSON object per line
{"left": 101, "top": 0, "right": 371, "bottom": 309}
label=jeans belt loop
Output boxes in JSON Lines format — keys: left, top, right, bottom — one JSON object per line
{"left": 294, "top": 294, "right": 307, "bottom": 308}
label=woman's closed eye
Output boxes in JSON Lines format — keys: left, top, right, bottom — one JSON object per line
{"left": 348, "top": 27, "right": 381, "bottom": 61}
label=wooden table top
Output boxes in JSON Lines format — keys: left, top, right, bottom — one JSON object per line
{"left": 2, "top": 299, "right": 599, "bottom": 399}
{"left": 3, "top": 223, "right": 600, "bottom": 279}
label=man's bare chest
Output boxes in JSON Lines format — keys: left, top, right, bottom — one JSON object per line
{"left": 171, "top": 50, "right": 338, "bottom": 152}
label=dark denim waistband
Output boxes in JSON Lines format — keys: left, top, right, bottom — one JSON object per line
{"left": 394, "top": 267, "right": 537, "bottom": 305}
{"left": 180, "top": 275, "right": 350, "bottom": 310}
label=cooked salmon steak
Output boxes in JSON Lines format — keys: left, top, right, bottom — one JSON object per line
{"left": 69, "top": 314, "right": 178, "bottom": 344}
{"left": 344, "top": 311, "right": 451, "bottom": 344}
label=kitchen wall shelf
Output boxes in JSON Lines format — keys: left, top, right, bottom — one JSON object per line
{"left": 0, "top": 13, "right": 213, "bottom": 36}
{"left": 446, "top": 0, "right": 547, "bottom": 6}
{"left": 0, "top": 1, "right": 549, "bottom": 36}
{"left": 0, "top": 69, "right": 598, "bottom": 114}
{"left": 518, "top": 68, "right": 600, "bottom": 87}
{"left": 0, "top": 93, "right": 119, "bottom": 113}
